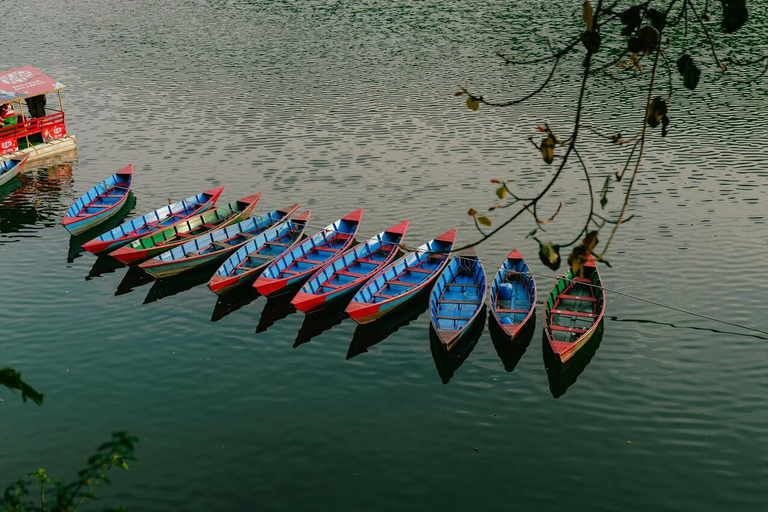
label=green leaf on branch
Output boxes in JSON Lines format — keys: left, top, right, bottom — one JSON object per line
{"left": 466, "top": 96, "right": 480, "bottom": 111}
{"left": 647, "top": 8, "right": 667, "bottom": 31}
{"left": 476, "top": 215, "right": 492, "bottom": 227}
{"left": 540, "top": 134, "right": 555, "bottom": 164}
{"left": 620, "top": 5, "right": 643, "bottom": 36}
{"left": 600, "top": 195, "right": 608, "bottom": 209}
{"left": 526, "top": 228, "right": 538, "bottom": 239}
{"left": 568, "top": 231, "right": 599, "bottom": 277}
{"left": 628, "top": 26, "right": 659, "bottom": 56}
{"left": 677, "top": 54, "right": 701, "bottom": 90}
{"left": 495, "top": 186, "right": 507, "bottom": 199}
{"left": 0, "top": 367, "right": 44, "bottom": 405}
{"left": 467, "top": 208, "right": 477, "bottom": 216}
{"left": 582, "top": 1, "right": 595, "bottom": 32}
{"left": 535, "top": 239, "right": 561, "bottom": 270}
{"left": 721, "top": 0, "right": 748, "bottom": 33}
{"left": 646, "top": 96, "right": 668, "bottom": 128}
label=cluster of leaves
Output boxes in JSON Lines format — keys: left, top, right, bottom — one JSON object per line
{"left": 1, "top": 432, "right": 138, "bottom": 512}
{"left": 0, "top": 367, "right": 44, "bottom": 406}
{"left": 453, "top": 0, "right": 756, "bottom": 272}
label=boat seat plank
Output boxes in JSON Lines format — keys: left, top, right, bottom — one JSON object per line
{"left": 386, "top": 279, "right": 415, "bottom": 288}
{"left": 314, "top": 246, "right": 337, "bottom": 253}
{"left": 441, "top": 299, "right": 477, "bottom": 304}
{"left": 201, "top": 223, "right": 219, "bottom": 229}
{"left": 211, "top": 241, "right": 231, "bottom": 249}
{"left": 238, "top": 232, "right": 257, "bottom": 239}
{"left": 496, "top": 308, "right": 530, "bottom": 313}
{"left": 557, "top": 294, "right": 596, "bottom": 302}
{"left": 356, "top": 257, "right": 383, "bottom": 265}
{"left": 437, "top": 314, "right": 473, "bottom": 320}
{"left": 337, "top": 270, "right": 363, "bottom": 277}
{"left": 322, "top": 282, "right": 342, "bottom": 289}
{"left": 550, "top": 325, "right": 587, "bottom": 334}
{"left": 176, "top": 232, "right": 195, "bottom": 238}
{"left": 446, "top": 283, "right": 479, "bottom": 288}
{"left": 405, "top": 267, "right": 432, "bottom": 274}
{"left": 551, "top": 309, "right": 596, "bottom": 318}
{"left": 296, "top": 257, "right": 320, "bottom": 264}
{"left": 265, "top": 241, "right": 289, "bottom": 247}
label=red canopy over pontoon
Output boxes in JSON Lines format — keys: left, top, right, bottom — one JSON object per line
{"left": 0, "top": 66, "right": 65, "bottom": 104}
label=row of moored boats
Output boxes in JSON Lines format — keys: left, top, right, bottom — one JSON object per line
{"left": 59, "top": 165, "right": 606, "bottom": 362}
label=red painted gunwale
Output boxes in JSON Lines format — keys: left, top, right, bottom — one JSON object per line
{"left": 489, "top": 248, "right": 537, "bottom": 340}
{"left": 290, "top": 220, "right": 409, "bottom": 313}
{"left": 62, "top": 164, "right": 133, "bottom": 227}
{"left": 81, "top": 186, "right": 225, "bottom": 255}
{"left": 544, "top": 255, "right": 606, "bottom": 363}
{"left": 346, "top": 227, "right": 456, "bottom": 324}
{"left": 253, "top": 208, "right": 363, "bottom": 297}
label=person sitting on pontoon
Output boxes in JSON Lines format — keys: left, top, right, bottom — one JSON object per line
{"left": 1, "top": 103, "right": 18, "bottom": 126}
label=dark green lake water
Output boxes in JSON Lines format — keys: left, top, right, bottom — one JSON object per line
{"left": 3, "top": 1, "right": 768, "bottom": 510}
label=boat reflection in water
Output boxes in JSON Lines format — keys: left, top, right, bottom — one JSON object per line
{"left": 142, "top": 267, "right": 214, "bottom": 305}
{"left": 347, "top": 288, "right": 430, "bottom": 360}
{"left": 0, "top": 163, "right": 74, "bottom": 238}
{"left": 115, "top": 266, "right": 155, "bottom": 296}
{"left": 489, "top": 313, "right": 536, "bottom": 373}
{"left": 86, "top": 255, "right": 126, "bottom": 280}
{"left": 294, "top": 303, "right": 349, "bottom": 348}
{"left": 67, "top": 193, "right": 136, "bottom": 263}
{"left": 430, "top": 307, "right": 486, "bottom": 384}
{"left": 255, "top": 294, "right": 297, "bottom": 334}
{"left": 543, "top": 319, "right": 604, "bottom": 398}
{"left": 211, "top": 287, "right": 261, "bottom": 323}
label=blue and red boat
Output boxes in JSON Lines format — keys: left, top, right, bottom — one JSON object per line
{"left": 489, "top": 249, "right": 536, "bottom": 340}
{"left": 429, "top": 247, "right": 487, "bottom": 351}
{"left": 208, "top": 210, "right": 311, "bottom": 295}
{"left": 0, "top": 154, "right": 29, "bottom": 188}
{"left": 253, "top": 209, "right": 363, "bottom": 297}
{"left": 62, "top": 164, "right": 133, "bottom": 236}
{"left": 139, "top": 204, "right": 299, "bottom": 279}
{"left": 81, "top": 186, "right": 224, "bottom": 255}
{"left": 346, "top": 228, "right": 456, "bottom": 324}
{"left": 291, "top": 221, "right": 409, "bottom": 314}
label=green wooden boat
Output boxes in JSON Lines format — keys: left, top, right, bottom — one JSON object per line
{"left": 109, "top": 193, "right": 261, "bottom": 265}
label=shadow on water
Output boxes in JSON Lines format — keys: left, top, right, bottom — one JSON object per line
{"left": 489, "top": 314, "right": 536, "bottom": 373}
{"left": 143, "top": 267, "right": 215, "bottom": 304}
{"left": 67, "top": 193, "right": 136, "bottom": 263}
{"left": 255, "top": 294, "right": 297, "bottom": 334}
{"left": 294, "top": 303, "right": 349, "bottom": 348}
{"left": 346, "top": 289, "right": 430, "bottom": 360}
{"left": 115, "top": 266, "right": 155, "bottom": 296}
{"left": 86, "top": 256, "right": 127, "bottom": 280}
{"left": 0, "top": 164, "right": 74, "bottom": 239}
{"left": 430, "top": 307, "right": 486, "bottom": 385}
{"left": 211, "top": 287, "right": 261, "bottom": 322}
{"left": 542, "top": 320, "right": 604, "bottom": 399}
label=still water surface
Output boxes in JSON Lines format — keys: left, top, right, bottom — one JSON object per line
{"left": 3, "top": 1, "right": 768, "bottom": 510}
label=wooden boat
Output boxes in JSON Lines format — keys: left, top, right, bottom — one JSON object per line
{"left": 62, "top": 164, "right": 133, "bottom": 236}
{"left": 109, "top": 193, "right": 261, "bottom": 265}
{"left": 253, "top": 209, "right": 363, "bottom": 297}
{"left": 81, "top": 186, "right": 224, "bottom": 255}
{"left": 489, "top": 249, "right": 537, "bottom": 340}
{"left": 346, "top": 228, "right": 456, "bottom": 324}
{"left": 139, "top": 204, "right": 299, "bottom": 278}
{"left": 0, "top": 154, "right": 29, "bottom": 187}
{"left": 208, "top": 210, "right": 311, "bottom": 295}
{"left": 543, "top": 255, "right": 606, "bottom": 363}
{"left": 291, "top": 221, "right": 409, "bottom": 314}
{"left": 429, "top": 247, "right": 487, "bottom": 351}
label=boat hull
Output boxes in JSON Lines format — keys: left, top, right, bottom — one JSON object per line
{"left": 0, "top": 155, "right": 29, "bottom": 187}
{"left": 141, "top": 251, "right": 228, "bottom": 279}
{"left": 346, "top": 292, "right": 416, "bottom": 324}
{"left": 63, "top": 195, "right": 130, "bottom": 236}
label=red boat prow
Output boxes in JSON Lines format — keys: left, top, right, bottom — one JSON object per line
{"left": 434, "top": 227, "right": 457, "bottom": 243}
{"left": 291, "top": 291, "right": 327, "bottom": 314}
{"left": 342, "top": 208, "right": 364, "bottom": 223}
{"left": 253, "top": 276, "right": 286, "bottom": 297}
{"left": 110, "top": 245, "right": 150, "bottom": 265}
